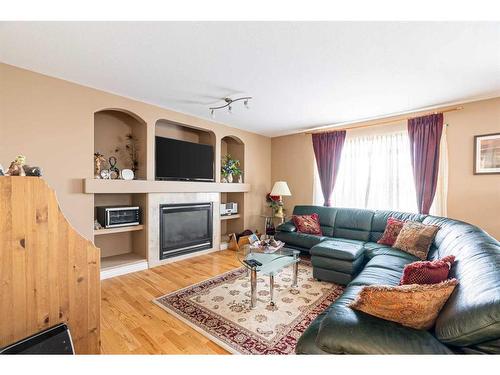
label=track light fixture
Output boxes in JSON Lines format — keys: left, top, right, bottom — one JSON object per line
{"left": 209, "top": 96, "right": 252, "bottom": 119}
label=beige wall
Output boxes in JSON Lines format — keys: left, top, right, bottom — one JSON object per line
{"left": 272, "top": 97, "right": 500, "bottom": 240}
{"left": 0, "top": 63, "right": 271, "bottom": 239}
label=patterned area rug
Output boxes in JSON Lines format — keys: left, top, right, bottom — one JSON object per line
{"left": 154, "top": 260, "right": 343, "bottom": 354}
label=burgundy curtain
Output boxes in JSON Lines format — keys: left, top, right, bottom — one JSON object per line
{"left": 312, "top": 130, "right": 346, "bottom": 207}
{"left": 407, "top": 113, "right": 443, "bottom": 214}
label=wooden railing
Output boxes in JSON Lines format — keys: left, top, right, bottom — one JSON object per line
{"left": 0, "top": 177, "right": 100, "bottom": 354}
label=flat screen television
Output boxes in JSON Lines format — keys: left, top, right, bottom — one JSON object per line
{"left": 155, "top": 136, "right": 214, "bottom": 181}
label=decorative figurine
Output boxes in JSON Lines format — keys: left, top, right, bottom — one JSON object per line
{"left": 94, "top": 220, "right": 103, "bottom": 231}
{"left": 108, "top": 156, "right": 120, "bottom": 179}
{"left": 7, "top": 155, "right": 27, "bottom": 176}
{"left": 23, "top": 165, "right": 43, "bottom": 177}
{"left": 100, "top": 169, "right": 111, "bottom": 179}
{"left": 94, "top": 152, "right": 107, "bottom": 179}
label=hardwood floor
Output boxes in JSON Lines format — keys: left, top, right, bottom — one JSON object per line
{"left": 100, "top": 250, "right": 240, "bottom": 354}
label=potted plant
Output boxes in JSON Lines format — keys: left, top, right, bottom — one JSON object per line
{"left": 266, "top": 193, "right": 283, "bottom": 217}
{"left": 221, "top": 154, "right": 242, "bottom": 183}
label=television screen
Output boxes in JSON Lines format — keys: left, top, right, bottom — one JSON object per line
{"left": 155, "top": 136, "right": 214, "bottom": 181}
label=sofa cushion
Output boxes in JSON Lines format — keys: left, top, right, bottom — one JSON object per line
{"left": 400, "top": 255, "right": 455, "bottom": 285}
{"left": 292, "top": 213, "right": 322, "bottom": 235}
{"left": 349, "top": 254, "right": 417, "bottom": 287}
{"left": 363, "top": 242, "right": 418, "bottom": 261}
{"left": 310, "top": 239, "right": 365, "bottom": 260}
{"left": 370, "top": 210, "right": 426, "bottom": 242}
{"left": 276, "top": 221, "right": 296, "bottom": 233}
{"left": 377, "top": 216, "right": 405, "bottom": 246}
{"left": 274, "top": 231, "right": 326, "bottom": 250}
{"left": 313, "top": 266, "right": 355, "bottom": 285}
{"left": 393, "top": 221, "right": 440, "bottom": 260}
{"left": 349, "top": 279, "right": 458, "bottom": 330}
{"left": 292, "top": 205, "right": 336, "bottom": 237}
{"left": 311, "top": 254, "right": 365, "bottom": 274}
{"left": 422, "top": 216, "right": 500, "bottom": 347}
{"left": 333, "top": 208, "right": 374, "bottom": 241}
{"left": 315, "top": 286, "right": 453, "bottom": 354}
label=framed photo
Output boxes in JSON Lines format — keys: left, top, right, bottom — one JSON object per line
{"left": 248, "top": 233, "right": 260, "bottom": 244}
{"left": 474, "top": 133, "right": 500, "bottom": 174}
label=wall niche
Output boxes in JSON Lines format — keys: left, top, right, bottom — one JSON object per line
{"left": 154, "top": 119, "right": 216, "bottom": 180}
{"left": 94, "top": 109, "right": 147, "bottom": 180}
{"left": 220, "top": 135, "right": 245, "bottom": 183}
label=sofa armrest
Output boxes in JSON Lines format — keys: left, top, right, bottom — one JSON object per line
{"left": 276, "top": 221, "right": 296, "bottom": 233}
{"left": 316, "top": 286, "right": 453, "bottom": 354}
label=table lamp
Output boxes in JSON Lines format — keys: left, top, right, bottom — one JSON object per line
{"left": 271, "top": 181, "right": 292, "bottom": 222}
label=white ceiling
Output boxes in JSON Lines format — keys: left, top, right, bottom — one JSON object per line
{"left": 1, "top": 22, "right": 499, "bottom": 137}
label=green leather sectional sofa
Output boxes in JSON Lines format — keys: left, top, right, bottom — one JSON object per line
{"left": 275, "top": 205, "right": 500, "bottom": 354}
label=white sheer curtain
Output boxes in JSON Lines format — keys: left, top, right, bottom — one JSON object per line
{"left": 313, "top": 123, "right": 448, "bottom": 215}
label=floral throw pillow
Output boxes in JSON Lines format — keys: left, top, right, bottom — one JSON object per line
{"left": 292, "top": 213, "right": 322, "bottom": 235}
{"left": 393, "top": 221, "right": 440, "bottom": 260}
{"left": 349, "top": 279, "right": 458, "bottom": 330}
{"left": 400, "top": 255, "right": 456, "bottom": 285}
{"left": 377, "top": 217, "right": 405, "bottom": 246}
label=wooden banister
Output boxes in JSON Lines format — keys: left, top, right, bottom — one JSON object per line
{"left": 0, "top": 177, "right": 100, "bottom": 354}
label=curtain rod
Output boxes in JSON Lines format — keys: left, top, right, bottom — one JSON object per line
{"left": 304, "top": 106, "right": 464, "bottom": 135}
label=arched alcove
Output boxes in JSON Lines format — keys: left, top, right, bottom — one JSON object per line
{"left": 155, "top": 119, "right": 216, "bottom": 181}
{"left": 220, "top": 135, "right": 245, "bottom": 183}
{"left": 94, "top": 109, "right": 147, "bottom": 180}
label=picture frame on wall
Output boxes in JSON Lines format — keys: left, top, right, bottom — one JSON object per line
{"left": 474, "top": 133, "right": 500, "bottom": 174}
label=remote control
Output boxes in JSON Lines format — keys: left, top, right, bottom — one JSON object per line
{"left": 244, "top": 259, "right": 263, "bottom": 268}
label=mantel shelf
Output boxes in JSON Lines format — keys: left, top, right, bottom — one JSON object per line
{"left": 84, "top": 179, "right": 250, "bottom": 194}
{"left": 220, "top": 214, "right": 241, "bottom": 221}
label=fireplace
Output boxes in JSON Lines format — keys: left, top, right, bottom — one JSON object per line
{"left": 159, "top": 203, "right": 213, "bottom": 260}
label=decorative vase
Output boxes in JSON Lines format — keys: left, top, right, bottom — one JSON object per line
{"left": 227, "top": 173, "right": 233, "bottom": 183}
{"left": 238, "top": 175, "right": 243, "bottom": 183}
{"left": 222, "top": 177, "right": 228, "bottom": 183}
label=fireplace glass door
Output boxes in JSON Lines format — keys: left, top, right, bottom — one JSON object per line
{"left": 159, "top": 203, "right": 213, "bottom": 260}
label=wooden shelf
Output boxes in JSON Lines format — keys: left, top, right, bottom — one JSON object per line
{"left": 220, "top": 214, "right": 241, "bottom": 221}
{"left": 94, "top": 224, "right": 144, "bottom": 236}
{"left": 101, "top": 253, "right": 147, "bottom": 270}
{"left": 100, "top": 253, "right": 149, "bottom": 280}
{"left": 84, "top": 179, "right": 250, "bottom": 194}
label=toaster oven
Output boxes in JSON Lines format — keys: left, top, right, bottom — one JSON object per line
{"left": 96, "top": 206, "right": 140, "bottom": 228}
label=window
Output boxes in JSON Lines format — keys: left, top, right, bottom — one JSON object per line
{"left": 313, "top": 124, "right": 447, "bottom": 215}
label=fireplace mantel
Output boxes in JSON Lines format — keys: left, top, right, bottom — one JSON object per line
{"left": 83, "top": 178, "right": 250, "bottom": 194}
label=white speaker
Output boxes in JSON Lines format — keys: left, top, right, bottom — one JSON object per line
{"left": 220, "top": 202, "right": 238, "bottom": 216}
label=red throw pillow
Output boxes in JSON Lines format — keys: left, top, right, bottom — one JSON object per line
{"left": 377, "top": 217, "right": 405, "bottom": 246}
{"left": 400, "top": 255, "right": 456, "bottom": 285}
{"left": 292, "top": 213, "right": 322, "bottom": 235}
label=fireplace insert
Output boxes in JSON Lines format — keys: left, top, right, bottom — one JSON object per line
{"left": 159, "top": 203, "right": 213, "bottom": 260}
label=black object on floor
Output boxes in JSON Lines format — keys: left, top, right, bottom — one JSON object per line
{"left": 0, "top": 323, "right": 74, "bottom": 354}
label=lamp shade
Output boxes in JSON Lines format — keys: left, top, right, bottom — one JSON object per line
{"left": 271, "top": 181, "right": 291, "bottom": 196}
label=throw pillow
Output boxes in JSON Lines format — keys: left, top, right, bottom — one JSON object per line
{"left": 400, "top": 255, "right": 456, "bottom": 285}
{"left": 392, "top": 221, "right": 440, "bottom": 260}
{"left": 292, "top": 213, "right": 322, "bottom": 235}
{"left": 377, "top": 217, "right": 405, "bottom": 246}
{"left": 349, "top": 278, "right": 458, "bottom": 330}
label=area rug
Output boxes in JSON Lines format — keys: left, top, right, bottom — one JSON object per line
{"left": 154, "top": 260, "right": 343, "bottom": 354}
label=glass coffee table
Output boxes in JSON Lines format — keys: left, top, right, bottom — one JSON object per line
{"left": 237, "top": 245, "right": 300, "bottom": 309}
